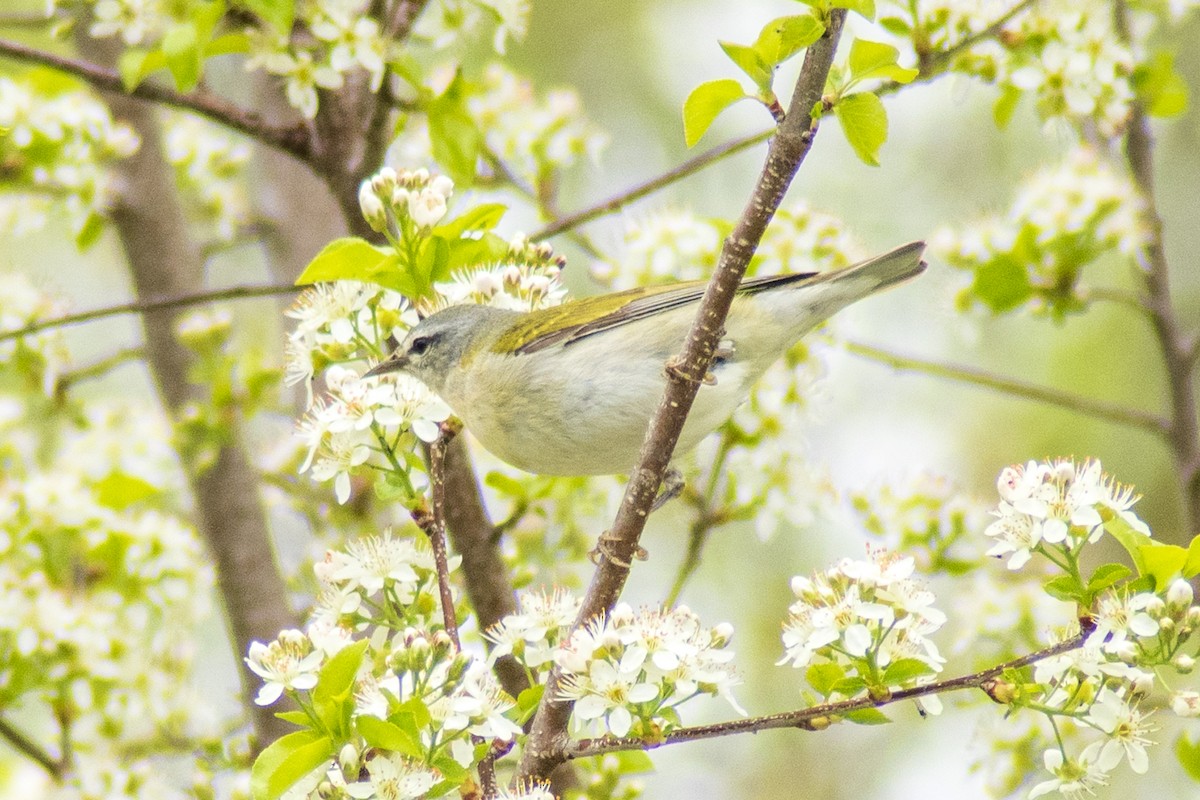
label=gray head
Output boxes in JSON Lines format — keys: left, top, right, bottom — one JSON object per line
{"left": 362, "top": 304, "right": 518, "bottom": 393}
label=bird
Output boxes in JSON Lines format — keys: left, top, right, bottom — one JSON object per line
{"left": 364, "top": 241, "right": 926, "bottom": 476}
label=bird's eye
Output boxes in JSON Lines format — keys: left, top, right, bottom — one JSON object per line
{"left": 408, "top": 335, "right": 432, "bottom": 357}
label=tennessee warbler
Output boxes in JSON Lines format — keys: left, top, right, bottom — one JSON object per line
{"left": 365, "top": 241, "right": 926, "bottom": 475}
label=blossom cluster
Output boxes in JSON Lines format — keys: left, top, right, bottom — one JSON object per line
{"left": 984, "top": 457, "right": 1149, "bottom": 570}
{"left": 0, "top": 271, "right": 72, "bottom": 393}
{"left": 0, "top": 75, "right": 139, "bottom": 244}
{"left": 0, "top": 394, "right": 219, "bottom": 798}
{"left": 553, "top": 604, "right": 742, "bottom": 738}
{"left": 245, "top": 533, "right": 522, "bottom": 800}
{"left": 779, "top": 548, "right": 947, "bottom": 700}
{"left": 932, "top": 149, "right": 1150, "bottom": 317}
{"left": 359, "top": 166, "right": 456, "bottom": 233}
{"left": 164, "top": 113, "right": 253, "bottom": 241}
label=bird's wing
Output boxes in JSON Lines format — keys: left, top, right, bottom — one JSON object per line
{"left": 499, "top": 271, "right": 817, "bottom": 355}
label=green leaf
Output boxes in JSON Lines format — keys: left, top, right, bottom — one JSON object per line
{"left": 971, "top": 255, "right": 1033, "bottom": 312}
{"left": 294, "top": 237, "right": 413, "bottom": 293}
{"left": 1102, "top": 514, "right": 1149, "bottom": 575}
{"left": 444, "top": 232, "right": 511, "bottom": 274}
{"left": 427, "top": 73, "right": 482, "bottom": 189}
{"left": 485, "top": 471, "right": 529, "bottom": 498}
{"left": 838, "top": 0, "right": 876, "bottom": 21}
{"left": 417, "top": 235, "right": 452, "bottom": 288}
{"left": 881, "top": 658, "right": 934, "bottom": 686}
{"left": 878, "top": 16, "right": 911, "bottom": 36}
{"left": 516, "top": 684, "right": 546, "bottom": 715}
{"left": 1134, "top": 51, "right": 1189, "bottom": 118}
{"left": 1183, "top": 534, "right": 1200, "bottom": 578}
{"left": 393, "top": 697, "right": 432, "bottom": 729}
{"left": 240, "top": 0, "right": 294, "bottom": 34}
{"left": 1086, "top": 562, "right": 1132, "bottom": 594}
{"left": 614, "top": 750, "right": 655, "bottom": 774}
{"left": 847, "top": 39, "right": 918, "bottom": 84}
{"left": 433, "top": 203, "right": 507, "bottom": 239}
{"left": 993, "top": 85, "right": 1022, "bottom": 129}
{"left": 356, "top": 715, "right": 424, "bottom": 758}
{"left": 94, "top": 472, "right": 159, "bottom": 510}
{"left": 207, "top": 32, "right": 252, "bottom": 57}
{"left": 162, "top": 22, "right": 203, "bottom": 92}
{"left": 1177, "top": 733, "right": 1200, "bottom": 782}
{"left": 834, "top": 92, "right": 887, "bottom": 166}
{"left": 117, "top": 48, "right": 167, "bottom": 91}
{"left": 311, "top": 639, "right": 368, "bottom": 738}
{"left": 831, "top": 676, "right": 867, "bottom": 697}
{"left": 683, "top": 79, "right": 750, "bottom": 147}
{"left": 845, "top": 707, "right": 891, "bottom": 724}
{"left": 250, "top": 730, "right": 332, "bottom": 800}
{"left": 1043, "top": 575, "right": 1086, "bottom": 604}
{"left": 719, "top": 41, "right": 772, "bottom": 90}
{"left": 1138, "top": 543, "right": 1188, "bottom": 588}
{"left": 753, "top": 14, "right": 825, "bottom": 67}
{"left": 74, "top": 212, "right": 105, "bottom": 250}
{"left": 805, "top": 663, "right": 846, "bottom": 697}
{"left": 275, "top": 710, "right": 312, "bottom": 727}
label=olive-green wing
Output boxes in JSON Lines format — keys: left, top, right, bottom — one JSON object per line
{"left": 498, "top": 271, "right": 817, "bottom": 355}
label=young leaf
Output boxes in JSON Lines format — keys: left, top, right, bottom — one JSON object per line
{"left": 433, "top": 203, "right": 507, "bottom": 239}
{"left": 294, "top": 238, "right": 415, "bottom": 293}
{"left": 970, "top": 254, "right": 1034, "bottom": 313}
{"left": 275, "top": 710, "right": 312, "bottom": 727}
{"left": 311, "top": 639, "right": 368, "bottom": 738}
{"left": 837, "top": 0, "right": 876, "bottom": 21}
{"left": 994, "top": 85, "right": 1022, "bottom": 129}
{"left": 1102, "top": 514, "right": 1150, "bottom": 575}
{"left": 683, "top": 79, "right": 750, "bottom": 148}
{"left": 753, "top": 14, "right": 825, "bottom": 67}
{"left": 805, "top": 662, "right": 846, "bottom": 697}
{"left": 847, "top": 39, "right": 918, "bottom": 85}
{"left": 117, "top": 48, "right": 168, "bottom": 91}
{"left": 834, "top": 91, "right": 887, "bottom": 166}
{"left": 356, "top": 715, "right": 424, "bottom": 758}
{"left": 250, "top": 730, "right": 331, "bottom": 800}
{"left": 845, "top": 707, "right": 891, "bottom": 725}
{"left": 1043, "top": 575, "right": 1086, "bottom": 604}
{"left": 1177, "top": 733, "right": 1200, "bottom": 783}
{"left": 240, "top": 0, "right": 294, "bottom": 35}
{"left": 1138, "top": 542, "right": 1188, "bottom": 588}
{"left": 1134, "top": 51, "right": 1189, "bottom": 118}
{"left": 719, "top": 41, "right": 772, "bottom": 90}
{"left": 1184, "top": 534, "right": 1200, "bottom": 578}
{"left": 162, "top": 22, "right": 203, "bottom": 92}
{"left": 1085, "top": 563, "right": 1132, "bottom": 594}
{"left": 427, "top": 73, "right": 483, "bottom": 189}
{"left": 881, "top": 658, "right": 934, "bottom": 686}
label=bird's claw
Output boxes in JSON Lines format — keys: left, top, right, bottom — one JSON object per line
{"left": 651, "top": 468, "right": 686, "bottom": 513}
{"left": 589, "top": 533, "right": 649, "bottom": 568}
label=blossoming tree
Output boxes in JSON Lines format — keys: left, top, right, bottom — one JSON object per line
{"left": 1, "top": 1, "right": 1199, "bottom": 799}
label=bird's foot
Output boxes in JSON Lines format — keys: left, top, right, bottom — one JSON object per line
{"left": 589, "top": 533, "right": 649, "bottom": 568}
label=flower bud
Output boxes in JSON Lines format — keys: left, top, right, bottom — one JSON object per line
{"left": 712, "top": 622, "right": 735, "bottom": 648}
{"left": 1175, "top": 654, "right": 1195, "bottom": 673}
{"left": 411, "top": 167, "right": 430, "bottom": 184}
{"left": 359, "top": 181, "right": 387, "bottom": 233}
{"left": 372, "top": 166, "right": 397, "bottom": 195}
{"left": 407, "top": 187, "right": 448, "bottom": 228}
{"left": 1168, "top": 579, "right": 1195, "bottom": 610}
{"left": 1130, "top": 669, "right": 1154, "bottom": 697}
{"left": 1188, "top": 606, "right": 1200, "bottom": 628}
{"left": 429, "top": 174, "right": 454, "bottom": 198}
{"left": 1172, "top": 690, "right": 1200, "bottom": 717}
{"left": 338, "top": 743, "right": 360, "bottom": 775}
{"left": 1143, "top": 596, "right": 1166, "bottom": 618}
{"left": 1159, "top": 616, "right": 1176, "bottom": 634}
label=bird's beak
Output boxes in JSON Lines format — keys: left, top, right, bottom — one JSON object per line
{"left": 362, "top": 353, "right": 409, "bottom": 379}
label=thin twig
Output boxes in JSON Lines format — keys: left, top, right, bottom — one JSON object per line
{"left": 0, "top": 715, "right": 62, "bottom": 779}
{"left": 54, "top": 346, "right": 145, "bottom": 396}
{"left": 906, "top": 0, "right": 1036, "bottom": 84}
{"left": 1114, "top": 0, "right": 1200, "bottom": 534}
{"left": 423, "top": 422, "right": 462, "bottom": 649}
{"left": 517, "top": 11, "right": 849, "bottom": 783}
{"left": 0, "top": 283, "right": 301, "bottom": 343}
{"left": 530, "top": 129, "right": 773, "bottom": 241}
{"left": 0, "top": 37, "right": 310, "bottom": 160}
{"left": 0, "top": 12, "right": 60, "bottom": 27}
{"left": 844, "top": 340, "right": 1170, "bottom": 436}
{"left": 564, "top": 628, "right": 1087, "bottom": 759}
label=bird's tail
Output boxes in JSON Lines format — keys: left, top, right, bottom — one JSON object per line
{"left": 825, "top": 240, "right": 927, "bottom": 292}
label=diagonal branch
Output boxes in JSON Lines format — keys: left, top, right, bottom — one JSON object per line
{"left": 844, "top": 340, "right": 1170, "bottom": 436}
{"left": 0, "top": 37, "right": 311, "bottom": 160}
{"left": 0, "top": 715, "right": 63, "bottom": 779}
{"left": 516, "top": 10, "right": 849, "bottom": 782}
{"left": 564, "top": 628, "right": 1087, "bottom": 759}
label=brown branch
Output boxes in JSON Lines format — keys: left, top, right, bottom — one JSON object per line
{"left": 564, "top": 629, "right": 1087, "bottom": 759}
{"left": 529, "top": 129, "right": 773, "bottom": 241}
{"left": 0, "top": 715, "right": 63, "bottom": 779}
{"left": 419, "top": 423, "right": 462, "bottom": 649}
{"left": 0, "top": 37, "right": 311, "bottom": 160}
{"left": 844, "top": 340, "right": 1170, "bottom": 436}
{"left": 1114, "top": 0, "right": 1200, "bottom": 536}
{"left": 54, "top": 346, "right": 145, "bottom": 397}
{"left": 907, "top": 0, "right": 1036, "bottom": 84}
{"left": 516, "top": 11, "right": 849, "bottom": 782}
{"left": 0, "top": 283, "right": 301, "bottom": 343}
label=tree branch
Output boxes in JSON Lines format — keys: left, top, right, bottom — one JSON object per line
{"left": 564, "top": 628, "right": 1087, "bottom": 759}
{"left": 0, "top": 715, "right": 63, "bottom": 779}
{"left": 517, "top": 11, "right": 849, "bottom": 782}
{"left": 0, "top": 37, "right": 311, "bottom": 161}
{"left": 844, "top": 340, "right": 1170, "bottom": 436}
{"left": 1114, "top": 0, "right": 1200, "bottom": 536}
{"left": 0, "top": 283, "right": 301, "bottom": 344}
